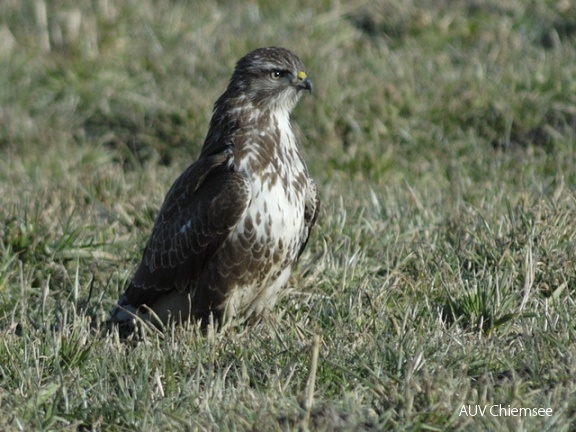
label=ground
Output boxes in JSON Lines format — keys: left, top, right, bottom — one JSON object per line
{"left": 1, "top": 0, "right": 575, "bottom": 430}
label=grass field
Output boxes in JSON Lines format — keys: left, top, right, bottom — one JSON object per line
{"left": 1, "top": 0, "right": 576, "bottom": 430}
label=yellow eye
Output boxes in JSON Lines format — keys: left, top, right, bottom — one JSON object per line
{"left": 270, "top": 70, "right": 282, "bottom": 80}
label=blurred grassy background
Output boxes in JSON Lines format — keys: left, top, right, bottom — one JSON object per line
{"left": 1, "top": 0, "right": 576, "bottom": 430}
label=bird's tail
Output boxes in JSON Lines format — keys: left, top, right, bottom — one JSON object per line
{"left": 106, "top": 293, "right": 139, "bottom": 338}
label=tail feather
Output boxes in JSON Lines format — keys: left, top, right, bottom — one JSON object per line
{"left": 107, "top": 293, "right": 138, "bottom": 338}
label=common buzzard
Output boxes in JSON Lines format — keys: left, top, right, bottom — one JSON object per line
{"left": 110, "top": 47, "right": 319, "bottom": 334}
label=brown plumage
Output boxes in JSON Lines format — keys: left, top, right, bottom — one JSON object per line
{"left": 109, "top": 47, "right": 319, "bottom": 335}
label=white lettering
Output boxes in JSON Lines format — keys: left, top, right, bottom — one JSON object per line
{"left": 518, "top": 408, "right": 532, "bottom": 416}
{"left": 460, "top": 405, "right": 487, "bottom": 416}
{"left": 466, "top": 404, "right": 553, "bottom": 417}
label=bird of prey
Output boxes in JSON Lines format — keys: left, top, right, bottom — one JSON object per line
{"left": 110, "top": 47, "right": 319, "bottom": 335}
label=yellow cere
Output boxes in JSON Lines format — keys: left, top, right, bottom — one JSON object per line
{"left": 297, "top": 70, "right": 307, "bottom": 81}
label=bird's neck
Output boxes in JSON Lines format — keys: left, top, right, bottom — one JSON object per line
{"left": 201, "top": 97, "right": 295, "bottom": 159}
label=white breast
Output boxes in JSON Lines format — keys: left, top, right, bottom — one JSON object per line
{"left": 225, "top": 114, "right": 308, "bottom": 319}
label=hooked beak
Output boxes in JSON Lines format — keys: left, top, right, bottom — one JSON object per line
{"left": 295, "top": 70, "right": 312, "bottom": 94}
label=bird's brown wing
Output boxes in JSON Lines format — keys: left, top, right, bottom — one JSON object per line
{"left": 298, "top": 178, "right": 320, "bottom": 258}
{"left": 124, "top": 148, "right": 251, "bottom": 308}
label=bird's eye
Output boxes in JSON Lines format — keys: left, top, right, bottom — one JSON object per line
{"left": 270, "top": 70, "right": 283, "bottom": 80}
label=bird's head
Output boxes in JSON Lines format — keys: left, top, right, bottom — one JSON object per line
{"left": 226, "top": 47, "right": 312, "bottom": 113}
